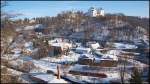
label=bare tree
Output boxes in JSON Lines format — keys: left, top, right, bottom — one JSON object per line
{"left": 1, "top": 66, "right": 22, "bottom": 83}
{"left": 119, "top": 55, "right": 128, "bottom": 84}
{"left": 1, "top": 1, "right": 22, "bottom": 57}
{"left": 130, "top": 67, "right": 143, "bottom": 84}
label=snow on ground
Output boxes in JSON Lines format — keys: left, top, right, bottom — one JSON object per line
{"left": 63, "top": 74, "right": 86, "bottom": 83}
{"left": 32, "top": 60, "right": 58, "bottom": 74}
{"left": 41, "top": 51, "right": 80, "bottom": 64}
{"left": 8, "top": 56, "right": 33, "bottom": 68}
{"left": 49, "top": 77, "right": 68, "bottom": 83}
{"left": 65, "top": 72, "right": 126, "bottom": 83}
{"left": 126, "top": 59, "right": 149, "bottom": 68}
{"left": 30, "top": 73, "right": 68, "bottom": 83}
{"left": 20, "top": 74, "right": 35, "bottom": 83}
{"left": 30, "top": 68, "right": 46, "bottom": 73}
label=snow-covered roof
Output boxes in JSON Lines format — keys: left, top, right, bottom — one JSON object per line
{"left": 11, "top": 48, "right": 22, "bottom": 54}
{"left": 94, "top": 50, "right": 104, "bottom": 56}
{"left": 106, "top": 50, "right": 122, "bottom": 56}
{"left": 19, "top": 56, "right": 33, "bottom": 62}
{"left": 80, "top": 53, "right": 94, "bottom": 59}
{"left": 76, "top": 47, "right": 91, "bottom": 51}
{"left": 24, "top": 26, "right": 35, "bottom": 30}
{"left": 24, "top": 42, "right": 33, "bottom": 48}
{"left": 13, "top": 54, "right": 21, "bottom": 58}
{"left": 2, "top": 54, "right": 21, "bottom": 60}
{"left": 50, "top": 42, "right": 72, "bottom": 49}
{"left": 75, "top": 47, "right": 91, "bottom": 54}
{"left": 50, "top": 43, "right": 63, "bottom": 47}
{"left": 75, "top": 42, "right": 82, "bottom": 47}
{"left": 48, "top": 38, "right": 71, "bottom": 44}
{"left": 113, "top": 43, "right": 137, "bottom": 49}
{"left": 26, "top": 47, "right": 34, "bottom": 51}
{"left": 29, "top": 19, "right": 35, "bottom": 23}
{"left": 69, "top": 32, "right": 85, "bottom": 39}
{"left": 34, "top": 24, "right": 44, "bottom": 29}
{"left": 101, "top": 54, "right": 118, "bottom": 61}
{"left": 90, "top": 43, "right": 100, "bottom": 49}
{"left": 13, "top": 50, "right": 21, "bottom": 54}
{"left": 16, "top": 28, "right": 23, "bottom": 32}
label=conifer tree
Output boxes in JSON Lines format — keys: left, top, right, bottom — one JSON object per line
{"left": 130, "top": 67, "right": 143, "bottom": 84}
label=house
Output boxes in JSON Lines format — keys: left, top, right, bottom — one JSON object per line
{"left": 78, "top": 53, "right": 118, "bottom": 67}
{"left": 23, "top": 41, "right": 34, "bottom": 55}
{"left": 86, "top": 42, "right": 100, "bottom": 50}
{"left": 48, "top": 42, "right": 72, "bottom": 56}
{"left": 78, "top": 54, "right": 94, "bottom": 65}
{"left": 34, "top": 24, "right": 44, "bottom": 33}
{"left": 94, "top": 54, "right": 118, "bottom": 67}
{"left": 69, "top": 64, "right": 107, "bottom": 78}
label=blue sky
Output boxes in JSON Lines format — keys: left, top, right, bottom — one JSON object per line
{"left": 2, "top": 1, "right": 149, "bottom": 19}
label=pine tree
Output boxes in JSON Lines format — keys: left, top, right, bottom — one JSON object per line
{"left": 130, "top": 67, "right": 143, "bottom": 84}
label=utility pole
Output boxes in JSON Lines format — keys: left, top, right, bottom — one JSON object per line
{"left": 57, "top": 65, "right": 60, "bottom": 79}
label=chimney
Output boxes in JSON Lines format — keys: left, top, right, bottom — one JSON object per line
{"left": 57, "top": 65, "right": 60, "bottom": 79}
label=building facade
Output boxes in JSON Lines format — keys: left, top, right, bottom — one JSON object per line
{"left": 88, "top": 7, "right": 105, "bottom": 17}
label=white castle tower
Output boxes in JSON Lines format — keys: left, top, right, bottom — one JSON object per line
{"left": 88, "top": 7, "right": 97, "bottom": 17}
{"left": 88, "top": 7, "right": 105, "bottom": 17}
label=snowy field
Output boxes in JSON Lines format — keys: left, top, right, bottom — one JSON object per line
{"left": 41, "top": 51, "right": 80, "bottom": 64}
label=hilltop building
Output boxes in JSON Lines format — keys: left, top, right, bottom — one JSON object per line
{"left": 87, "top": 7, "right": 105, "bottom": 17}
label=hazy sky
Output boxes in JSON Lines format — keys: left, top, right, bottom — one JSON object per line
{"left": 3, "top": 1, "right": 149, "bottom": 19}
